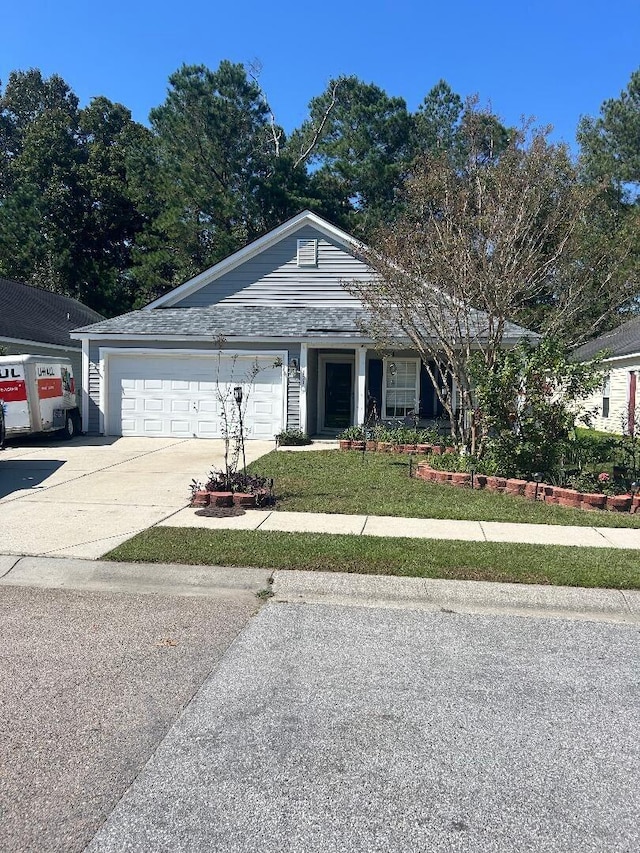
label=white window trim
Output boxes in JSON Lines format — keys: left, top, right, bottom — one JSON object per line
{"left": 382, "top": 357, "right": 420, "bottom": 419}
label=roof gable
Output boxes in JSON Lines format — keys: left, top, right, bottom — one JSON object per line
{"left": 0, "top": 278, "right": 104, "bottom": 349}
{"left": 146, "top": 211, "right": 371, "bottom": 310}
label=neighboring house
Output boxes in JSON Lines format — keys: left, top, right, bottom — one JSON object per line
{"left": 1, "top": 277, "right": 104, "bottom": 405}
{"left": 71, "top": 211, "right": 535, "bottom": 440}
{"left": 574, "top": 315, "right": 640, "bottom": 435}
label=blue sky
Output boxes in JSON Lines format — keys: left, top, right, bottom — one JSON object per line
{"left": 3, "top": 1, "right": 638, "bottom": 150}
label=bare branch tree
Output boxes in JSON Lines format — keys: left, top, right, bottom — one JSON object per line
{"left": 293, "top": 79, "right": 342, "bottom": 169}
{"left": 246, "top": 58, "right": 283, "bottom": 159}
{"left": 347, "top": 111, "right": 638, "bottom": 454}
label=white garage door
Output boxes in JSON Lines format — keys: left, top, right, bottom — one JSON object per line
{"left": 106, "top": 353, "right": 284, "bottom": 439}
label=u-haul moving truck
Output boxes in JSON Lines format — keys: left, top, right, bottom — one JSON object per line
{"left": 0, "top": 355, "right": 81, "bottom": 443}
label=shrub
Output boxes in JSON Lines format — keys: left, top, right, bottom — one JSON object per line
{"left": 338, "top": 425, "right": 366, "bottom": 441}
{"left": 276, "top": 429, "right": 312, "bottom": 446}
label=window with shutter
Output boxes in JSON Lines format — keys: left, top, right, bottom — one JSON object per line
{"left": 383, "top": 359, "right": 420, "bottom": 418}
{"left": 602, "top": 374, "right": 610, "bottom": 419}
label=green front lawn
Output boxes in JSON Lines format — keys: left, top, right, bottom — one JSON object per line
{"left": 247, "top": 450, "right": 640, "bottom": 528}
{"left": 106, "top": 528, "right": 640, "bottom": 589}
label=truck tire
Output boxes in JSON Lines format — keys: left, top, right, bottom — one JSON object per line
{"left": 60, "top": 410, "right": 80, "bottom": 440}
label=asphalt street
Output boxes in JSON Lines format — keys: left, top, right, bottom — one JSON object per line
{"left": 88, "top": 602, "right": 640, "bottom": 853}
{"left": 0, "top": 585, "right": 260, "bottom": 853}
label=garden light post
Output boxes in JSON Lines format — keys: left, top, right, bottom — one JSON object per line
{"left": 233, "top": 385, "right": 247, "bottom": 482}
{"left": 533, "top": 472, "right": 544, "bottom": 501}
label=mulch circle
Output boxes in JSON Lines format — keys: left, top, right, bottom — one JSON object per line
{"left": 194, "top": 506, "right": 246, "bottom": 518}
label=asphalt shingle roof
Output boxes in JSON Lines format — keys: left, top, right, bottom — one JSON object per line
{"left": 574, "top": 314, "right": 640, "bottom": 361}
{"left": 73, "top": 305, "right": 535, "bottom": 343}
{"left": 1, "top": 278, "right": 104, "bottom": 349}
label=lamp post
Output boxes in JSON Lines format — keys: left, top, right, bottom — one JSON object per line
{"left": 533, "top": 471, "right": 544, "bottom": 501}
{"left": 233, "top": 385, "right": 247, "bottom": 482}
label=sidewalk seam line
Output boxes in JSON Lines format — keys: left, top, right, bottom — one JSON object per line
{"left": 0, "top": 556, "right": 22, "bottom": 579}
{"left": 254, "top": 511, "right": 273, "bottom": 530}
{"left": 619, "top": 590, "right": 633, "bottom": 613}
{"left": 478, "top": 522, "right": 489, "bottom": 542}
{"left": 594, "top": 527, "right": 618, "bottom": 548}
{"left": 359, "top": 516, "right": 369, "bottom": 536}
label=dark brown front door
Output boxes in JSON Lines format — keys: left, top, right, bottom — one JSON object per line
{"left": 324, "top": 362, "right": 352, "bottom": 429}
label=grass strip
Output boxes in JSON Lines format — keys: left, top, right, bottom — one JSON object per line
{"left": 247, "top": 451, "right": 640, "bottom": 528}
{"left": 105, "top": 528, "right": 640, "bottom": 589}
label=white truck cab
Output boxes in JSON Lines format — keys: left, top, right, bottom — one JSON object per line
{"left": 0, "top": 355, "right": 81, "bottom": 446}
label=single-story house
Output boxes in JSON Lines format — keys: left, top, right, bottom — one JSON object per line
{"left": 1, "top": 277, "right": 104, "bottom": 406}
{"left": 574, "top": 315, "right": 640, "bottom": 434}
{"left": 71, "top": 211, "right": 535, "bottom": 440}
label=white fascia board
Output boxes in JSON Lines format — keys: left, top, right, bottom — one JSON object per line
{"left": 99, "top": 346, "right": 288, "bottom": 359}
{"left": 594, "top": 351, "right": 640, "bottom": 365}
{"left": 1, "top": 336, "right": 78, "bottom": 352}
{"left": 144, "top": 210, "right": 365, "bottom": 310}
{"left": 69, "top": 334, "right": 378, "bottom": 347}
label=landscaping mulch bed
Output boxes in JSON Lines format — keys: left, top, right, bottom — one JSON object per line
{"left": 194, "top": 506, "right": 247, "bottom": 518}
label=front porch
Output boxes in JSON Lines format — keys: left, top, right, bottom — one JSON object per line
{"left": 298, "top": 344, "right": 448, "bottom": 436}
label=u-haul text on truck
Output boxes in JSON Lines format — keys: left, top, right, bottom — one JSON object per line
{"left": 0, "top": 355, "right": 81, "bottom": 444}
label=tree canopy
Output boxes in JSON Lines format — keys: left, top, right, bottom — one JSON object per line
{"left": 0, "top": 61, "right": 638, "bottom": 329}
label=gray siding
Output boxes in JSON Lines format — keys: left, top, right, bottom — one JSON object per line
{"left": 0, "top": 339, "right": 82, "bottom": 407}
{"left": 87, "top": 340, "right": 294, "bottom": 435}
{"left": 88, "top": 344, "right": 102, "bottom": 434}
{"left": 174, "top": 226, "right": 373, "bottom": 309}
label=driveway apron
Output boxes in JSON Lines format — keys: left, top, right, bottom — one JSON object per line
{"left": 0, "top": 437, "right": 273, "bottom": 558}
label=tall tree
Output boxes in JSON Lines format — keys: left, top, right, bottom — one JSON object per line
{"left": 578, "top": 68, "right": 640, "bottom": 195}
{"left": 132, "top": 61, "right": 316, "bottom": 302}
{"left": 0, "top": 70, "right": 149, "bottom": 315}
{"left": 290, "top": 76, "right": 413, "bottom": 233}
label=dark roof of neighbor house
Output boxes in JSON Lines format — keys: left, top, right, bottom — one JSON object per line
{"left": 72, "top": 305, "right": 536, "bottom": 344}
{"left": 1, "top": 277, "right": 104, "bottom": 349}
{"left": 573, "top": 314, "right": 640, "bottom": 361}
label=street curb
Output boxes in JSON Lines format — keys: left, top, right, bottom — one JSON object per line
{"left": 270, "top": 570, "right": 640, "bottom": 624}
{"left": 1, "top": 555, "right": 638, "bottom": 623}
{"left": 0, "top": 556, "right": 272, "bottom": 598}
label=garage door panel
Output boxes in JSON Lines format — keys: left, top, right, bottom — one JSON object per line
{"left": 107, "top": 354, "right": 283, "bottom": 438}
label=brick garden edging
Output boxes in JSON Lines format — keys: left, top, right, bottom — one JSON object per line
{"left": 339, "top": 441, "right": 456, "bottom": 454}
{"left": 415, "top": 462, "right": 640, "bottom": 515}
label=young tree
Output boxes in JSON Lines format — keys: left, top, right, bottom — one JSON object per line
{"left": 468, "top": 338, "right": 603, "bottom": 477}
{"left": 348, "top": 106, "right": 637, "bottom": 453}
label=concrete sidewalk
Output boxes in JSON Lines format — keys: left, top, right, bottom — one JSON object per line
{"left": 1, "top": 555, "right": 638, "bottom": 624}
{"left": 160, "top": 507, "right": 640, "bottom": 549}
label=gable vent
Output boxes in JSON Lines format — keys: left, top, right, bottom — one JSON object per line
{"left": 297, "top": 238, "right": 318, "bottom": 268}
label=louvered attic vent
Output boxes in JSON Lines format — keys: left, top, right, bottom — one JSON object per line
{"left": 297, "top": 238, "right": 318, "bottom": 267}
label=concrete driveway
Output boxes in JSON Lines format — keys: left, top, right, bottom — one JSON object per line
{"left": 0, "top": 437, "right": 273, "bottom": 559}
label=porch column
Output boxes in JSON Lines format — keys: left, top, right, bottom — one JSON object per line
{"left": 299, "top": 343, "right": 308, "bottom": 434}
{"left": 355, "top": 346, "right": 367, "bottom": 425}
